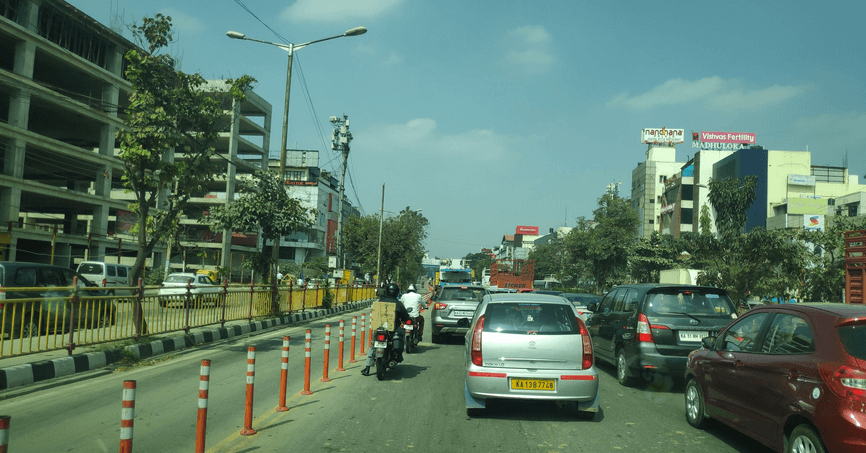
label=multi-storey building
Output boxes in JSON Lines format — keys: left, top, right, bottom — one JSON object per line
{"left": 261, "top": 150, "right": 360, "bottom": 268}
{"left": 630, "top": 145, "right": 686, "bottom": 239}
{"left": 0, "top": 0, "right": 274, "bottom": 280}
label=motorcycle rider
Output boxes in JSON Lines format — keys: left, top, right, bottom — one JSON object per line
{"left": 361, "top": 282, "right": 411, "bottom": 376}
{"left": 400, "top": 284, "right": 425, "bottom": 339}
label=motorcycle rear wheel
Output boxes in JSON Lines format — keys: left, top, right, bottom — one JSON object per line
{"left": 376, "top": 357, "right": 386, "bottom": 380}
{"left": 405, "top": 334, "right": 414, "bottom": 353}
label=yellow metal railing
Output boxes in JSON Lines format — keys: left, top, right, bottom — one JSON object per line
{"left": 0, "top": 283, "right": 374, "bottom": 359}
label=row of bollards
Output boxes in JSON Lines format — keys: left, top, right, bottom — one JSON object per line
{"left": 0, "top": 311, "right": 378, "bottom": 452}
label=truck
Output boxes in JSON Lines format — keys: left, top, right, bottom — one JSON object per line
{"left": 659, "top": 269, "right": 701, "bottom": 285}
{"left": 489, "top": 259, "right": 534, "bottom": 290}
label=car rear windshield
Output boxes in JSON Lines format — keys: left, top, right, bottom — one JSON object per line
{"left": 838, "top": 325, "right": 866, "bottom": 360}
{"left": 645, "top": 288, "right": 734, "bottom": 317}
{"left": 165, "top": 275, "right": 194, "bottom": 284}
{"left": 440, "top": 287, "right": 486, "bottom": 302}
{"left": 78, "top": 263, "right": 104, "bottom": 274}
{"left": 483, "top": 302, "right": 579, "bottom": 334}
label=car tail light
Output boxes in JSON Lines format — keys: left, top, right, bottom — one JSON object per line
{"left": 434, "top": 302, "right": 448, "bottom": 310}
{"left": 637, "top": 313, "right": 670, "bottom": 343}
{"left": 577, "top": 316, "right": 593, "bottom": 369}
{"left": 821, "top": 364, "right": 866, "bottom": 402}
{"left": 471, "top": 315, "right": 485, "bottom": 366}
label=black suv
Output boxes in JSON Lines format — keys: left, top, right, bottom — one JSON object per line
{"left": 0, "top": 262, "right": 114, "bottom": 339}
{"left": 585, "top": 284, "right": 737, "bottom": 386}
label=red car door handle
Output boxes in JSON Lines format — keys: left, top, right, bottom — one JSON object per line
{"left": 735, "top": 360, "right": 745, "bottom": 368}
{"left": 788, "top": 369, "right": 799, "bottom": 379}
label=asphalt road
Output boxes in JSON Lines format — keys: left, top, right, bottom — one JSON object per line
{"left": 0, "top": 307, "right": 773, "bottom": 453}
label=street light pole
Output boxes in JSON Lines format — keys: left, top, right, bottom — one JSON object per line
{"left": 226, "top": 27, "right": 367, "bottom": 282}
{"left": 376, "top": 183, "right": 384, "bottom": 287}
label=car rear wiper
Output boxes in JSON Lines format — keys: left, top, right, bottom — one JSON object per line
{"left": 669, "top": 311, "right": 701, "bottom": 323}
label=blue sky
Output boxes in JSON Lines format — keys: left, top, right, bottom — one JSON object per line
{"left": 68, "top": 0, "right": 866, "bottom": 259}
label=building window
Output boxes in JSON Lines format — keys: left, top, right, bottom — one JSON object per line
{"left": 287, "top": 171, "right": 304, "bottom": 181}
{"left": 659, "top": 175, "right": 665, "bottom": 183}
{"left": 681, "top": 208, "right": 694, "bottom": 225}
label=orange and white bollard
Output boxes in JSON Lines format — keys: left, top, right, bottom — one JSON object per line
{"left": 195, "top": 359, "right": 211, "bottom": 453}
{"left": 349, "top": 316, "right": 357, "bottom": 363}
{"left": 337, "top": 319, "right": 346, "bottom": 371}
{"left": 276, "top": 336, "right": 290, "bottom": 412}
{"left": 321, "top": 324, "right": 331, "bottom": 382}
{"left": 0, "top": 415, "right": 10, "bottom": 453}
{"left": 368, "top": 312, "right": 373, "bottom": 348}
{"left": 119, "top": 380, "right": 136, "bottom": 453}
{"left": 302, "top": 330, "right": 313, "bottom": 395}
{"left": 239, "top": 347, "right": 257, "bottom": 436}
{"left": 359, "top": 313, "right": 366, "bottom": 355}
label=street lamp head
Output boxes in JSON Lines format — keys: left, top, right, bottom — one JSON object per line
{"left": 226, "top": 31, "right": 245, "bottom": 40}
{"left": 344, "top": 27, "right": 367, "bottom": 37}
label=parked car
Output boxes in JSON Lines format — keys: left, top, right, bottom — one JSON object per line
{"left": 76, "top": 261, "right": 132, "bottom": 293}
{"left": 0, "top": 262, "right": 115, "bottom": 338}
{"left": 585, "top": 284, "right": 737, "bottom": 386}
{"left": 158, "top": 273, "right": 223, "bottom": 307}
{"left": 430, "top": 285, "right": 489, "bottom": 343}
{"left": 560, "top": 293, "right": 603, "bottom": 320}
{"left": 463, "top": 293, "right": 599, "bottom": 419}
{"left": 684, "top": 303, "right": 866, "bottom": 453}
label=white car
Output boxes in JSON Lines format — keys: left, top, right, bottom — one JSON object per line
{"left": 158, "top": 273, "right": 223, "bottom": 307}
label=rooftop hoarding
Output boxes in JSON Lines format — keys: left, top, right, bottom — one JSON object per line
{"left": 641, "top": 128, "right": 685, "bottom": 145}
{"left": 691, "top": 131, "right": 756, "bottom": 150}
{"left": 515, "top": 225, "right": 539, "bottom": 235}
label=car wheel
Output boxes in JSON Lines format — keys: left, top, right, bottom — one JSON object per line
{"left": 788, "top": 424, "right": 826, "bottom": 453}
{"left": 466, "top": 408, "right": 484, "bottom": 417}
{"left": 684, "top": 378, "right": 707, "bottom": 428}
{"left": 616, "top": 349, "right": 635, "bottom": 386}
{"left": 14, "top": 318, "right": 39, "bottom": 339}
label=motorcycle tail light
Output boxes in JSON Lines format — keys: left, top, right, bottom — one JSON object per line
{"left": 405, "top": 319, "right": 412, "bottom": 325}
{"left": 376, "top": 333, "right": 387, "bottom": 342}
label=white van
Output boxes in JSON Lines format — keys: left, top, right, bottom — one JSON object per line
{"left": 77, "top": 261, "right": 133, "bottom": 292}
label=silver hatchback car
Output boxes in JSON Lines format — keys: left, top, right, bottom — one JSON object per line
{"left": 463, "top": 293, "right": 600, "bottom": 418}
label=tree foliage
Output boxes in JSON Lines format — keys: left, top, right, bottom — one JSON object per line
{"left": 203, "top": 170, "right": 314, "bottom": 283}
{"left": 118, "top": 14, "right": 255, "bottom": 285}
{"left": 562, "top": 187, "right": 639, "bottom": 293}
{"left": 463, "top": 251, "right": 494, "bottom": 283}
{"left": 343, "top": 207, "right": 428, "bottom": 288}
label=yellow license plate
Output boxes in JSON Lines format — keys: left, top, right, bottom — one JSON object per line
{"left": 510, "top": 378, "right": 555, "bottom": 391}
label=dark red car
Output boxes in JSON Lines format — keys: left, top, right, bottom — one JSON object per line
{"left": 684, "top": 303, "right": 866, "bottom": 453}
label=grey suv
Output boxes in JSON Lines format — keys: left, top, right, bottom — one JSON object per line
{"left": 0, "top": 262, "right": 114, "bottom": 339}
{"left": 585, "top": 284, "right": 737, "bottom": 386}
{"left": 431, "top": 285, "right": 489, "bottom": 343}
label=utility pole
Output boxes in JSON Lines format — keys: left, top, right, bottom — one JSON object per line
{"left": 330, "top": 114, "right": 353, "bottom": 272}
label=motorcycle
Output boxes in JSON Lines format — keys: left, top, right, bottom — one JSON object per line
{"left": 404, "top": 317, "right": 421, "bottom": 353}
{"left": 372, "top": 326, "right": 403, "bottom": 380}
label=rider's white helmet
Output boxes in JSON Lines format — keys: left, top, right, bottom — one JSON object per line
{"left": 408, "top": 285, "right": 416, "bottom": 292}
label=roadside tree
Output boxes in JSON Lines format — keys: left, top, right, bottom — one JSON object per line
{"left": 118, "top": 15, "right": 254, "bottom": 333}
{"left": 203, "top": 170, "right": 313, "bottom": 285}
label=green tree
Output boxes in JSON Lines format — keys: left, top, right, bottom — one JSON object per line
{"left": 707, "top": 175, "right": 758, "bottom": 237}
{"left": 203, "top": 170, "right": 313, "bottom": 284}
{"left": 628, "top": 232, "right": 679, "bottom": 283}
{"left": 564, "top": 187, "right": 639, "bottom": 293}
{"left": 118, "top": 15, "right": 254, "bottom": 333}
{"left": 343, "top": 207, "right": 428, "bottom": 287}
{"left": 795, "top": 216, "right": 866, "bottom": 302}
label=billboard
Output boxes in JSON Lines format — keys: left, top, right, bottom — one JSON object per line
{"left": 697, "top": 131, "right": 756, "bottom": 144}
{"left": 516, "top": 225, "right": 539, "bottom": 235}
{"left": 804, "top": 215, "right": 824, "bottom": 231}
{"left": 641, "top": 128, "right": 685, "bottom": 145}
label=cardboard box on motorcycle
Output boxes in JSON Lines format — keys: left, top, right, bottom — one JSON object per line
{"left": 371, "top": 301, "right": 397, "bottom": 331}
